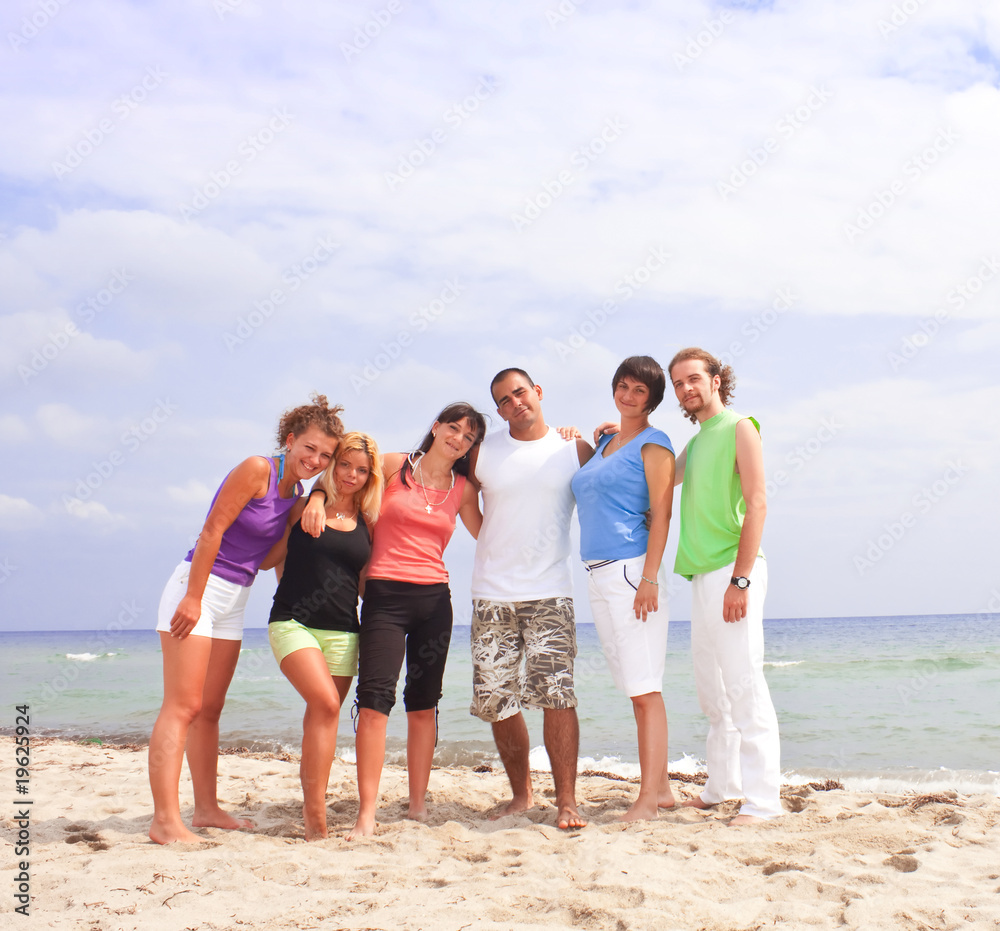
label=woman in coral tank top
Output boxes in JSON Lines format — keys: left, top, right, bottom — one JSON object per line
{"left": 302, "top": 402, "right": 486, "bottom": 838}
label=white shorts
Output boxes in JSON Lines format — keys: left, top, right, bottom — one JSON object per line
{"left": 155, "top": 561, "right": 251, "bottom": 641}
{"left": 585, "top": 553, "right": 669, "bottom": 697}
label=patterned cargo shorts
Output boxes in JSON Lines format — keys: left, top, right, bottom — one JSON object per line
{"left": 469, "top": 597, "right": 578, "bottom": 723}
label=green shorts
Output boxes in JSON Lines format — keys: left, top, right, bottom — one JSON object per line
{"left": 268, "top": 619, "right": 359, "bottom": 677}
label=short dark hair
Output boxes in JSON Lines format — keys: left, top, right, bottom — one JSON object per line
{"left": 611, "top": 356, "right": 665, "bottom": 413}
{"left": 489, "top": 368, "right": 534, "bottom": 405}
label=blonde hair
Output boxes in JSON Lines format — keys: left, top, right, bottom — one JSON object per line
{"left": 320, "top": 432, "right": 383, "bottom": 526}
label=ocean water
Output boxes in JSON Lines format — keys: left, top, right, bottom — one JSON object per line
{"left": 2, "top": 614, "right": 998, "bottom": 795}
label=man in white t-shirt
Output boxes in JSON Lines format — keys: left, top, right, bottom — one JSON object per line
{"left": 468, "top": 368, "right": 593, "bottom": 829}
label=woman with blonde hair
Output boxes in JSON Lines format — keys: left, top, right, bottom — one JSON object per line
{"left": 267, "top": 432, "right": 383, "bottom": 840}
{"left": 149, "top": 396, "right": 344, "bottom": 845}
{"left": 302, "top": 402, "right": 487, "bottom": 838}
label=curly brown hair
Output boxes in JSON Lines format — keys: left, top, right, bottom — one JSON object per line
{"left": 275, "top": 394, "right": 345, "bottom": 449}
{"left": 667, "top": 348, "right": 736, "bottom": 423}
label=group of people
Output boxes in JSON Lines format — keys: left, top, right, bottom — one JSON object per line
{"left": 148, "top": 348, "right": 782, "bottom": 844}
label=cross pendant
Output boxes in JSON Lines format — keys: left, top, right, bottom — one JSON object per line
{"left": 424, "top": 504, "right": 433, "bottom": 513}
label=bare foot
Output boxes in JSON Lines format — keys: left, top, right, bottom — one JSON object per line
{"left": 192, "top": 807, "right": 253, "bottom": 831}
{"left": 346, "top": 813, "right": 376, "bottom": 840}
{"left": 488, "top": 794, "right": 533, "bottom": 821}
{"left": 619, "top": 800, "right": 659, "bottom": 823}
{"left": 557, "top": 806, "right": 587, "bottom": 829}
{"left": 681, "top": 796, "right": 713, "bottom": 810}
{"left": 406, "top": 805, "right": 427, "bottom": 823}
{"left": 303, "top": 810, "right": 329, "bottom": 841}
{"left": 658, "top": 789, "right": 678, "bottom": 810}
{"left": 148, "top": 817, "right": 208, "bottom": 846}
{"left": 729, "top": 814, "right": 765, "bottom": 826}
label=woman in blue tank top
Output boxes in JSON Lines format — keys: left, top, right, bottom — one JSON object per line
{"left": 570, "top": 356, "right": 677, "bottom": 821}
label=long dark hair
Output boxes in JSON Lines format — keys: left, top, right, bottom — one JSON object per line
{"left": 400, "top": 402, "right": 487, "bottom": 486}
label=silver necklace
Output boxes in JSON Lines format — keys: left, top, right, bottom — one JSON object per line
{"left": 410, "top": 451, "right": 454, "bottom": 513}
{"left": 612, "top": 424, "right": 646, "bottom": 450}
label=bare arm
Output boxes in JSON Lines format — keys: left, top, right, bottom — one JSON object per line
{"left": 259, "top": 497, "right": 308, "bottom": 575}
{"left": 170, "top": 456, "right": 271, "bottom": 639}
{"left": 576, "top": 437, "right": 595, "bottom": 466}
{"left": 634, "top": 445, "right": 675, "bottom": 621}
{"left": 458, "top": 478, "right": 483, "bottom": 539}
{"left": 723, "top": 418, "right": 766, "bottom": 623}
{"left": 673, "top": 446, "right": 687, "bottom": 485}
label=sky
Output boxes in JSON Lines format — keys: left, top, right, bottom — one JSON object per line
{"left": 1, "top": 0, "right": 999, "bottom": 634}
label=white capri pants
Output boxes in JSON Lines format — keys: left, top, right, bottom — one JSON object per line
{"left": 585, "top": 553, "right": 669, "bottom": 697}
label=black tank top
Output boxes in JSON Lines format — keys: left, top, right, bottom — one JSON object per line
{"left": 268, "top": 516, "right": 371, "bottom": 632}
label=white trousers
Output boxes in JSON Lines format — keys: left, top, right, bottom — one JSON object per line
{"left": 690, "top": 557, "right": 781, "bottom": 819}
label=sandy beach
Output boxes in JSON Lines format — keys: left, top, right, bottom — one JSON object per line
{"left": 2, "top": 736, "right": 998, "bottom": 930}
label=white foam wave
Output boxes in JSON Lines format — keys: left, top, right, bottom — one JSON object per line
{"left": 764, "top": 660, "right": 803, "bottom": 667}
{"left": 66, "top": 653, "right": 101, "bottom": 662}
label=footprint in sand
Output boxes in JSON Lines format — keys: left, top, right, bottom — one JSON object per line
{"left": 64, "top": 827, "right": 110, "bottom": 851}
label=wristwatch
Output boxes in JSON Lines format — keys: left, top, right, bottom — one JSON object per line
{"left": 730, "top": 576, "right": 750, "bottom": 590}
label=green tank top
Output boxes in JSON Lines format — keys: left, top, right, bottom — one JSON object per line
{"left": 673, "top": 408, "right": 763, "bottom": 580}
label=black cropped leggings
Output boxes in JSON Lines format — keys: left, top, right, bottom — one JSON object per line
{"left": 356, "top": 579, "right": 452, "bottom": 715}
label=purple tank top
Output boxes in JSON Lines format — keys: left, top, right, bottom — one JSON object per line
{"left": 185, "top": 456, "right": 303, "bottom": 586}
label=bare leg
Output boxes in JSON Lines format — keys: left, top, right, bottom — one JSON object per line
{"left": 347, "top": 707, "right": 388, "bottom": 839}
{"left": 148, "top": 632, "right": 213, "bottom": 844}
{"left": 280, "top": 648, "right": 352, "bottom": 841}
{"left": 489, "top": 712, "right": 533, "bottom": 818}
{"left": 543, "top": 707, "right": 585, "bottom": 829}
{"left": 621, "top": 691, "right": 672, "bottom": 822}
{"left": 186, "top": 638, "right": 253, "bottom": 831}
{"left": 406, "top": 707, "right": 436, "bottom": 821}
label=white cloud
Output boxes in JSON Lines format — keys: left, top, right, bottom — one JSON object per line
{"left": 0, "top": 494, "right": 44, "bottom": 530}
{"left": 36, "top": 403, "right": 107, "bottom": 447}
{"left": 166, "top": 479, "right": 214, "bottom": 505}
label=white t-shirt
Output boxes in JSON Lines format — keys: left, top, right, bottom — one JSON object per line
{"left": 470, "top": 426, "right": 580, "bottom": 601}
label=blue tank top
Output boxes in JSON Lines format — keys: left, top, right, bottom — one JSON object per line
{"left": 571, "top": 426, "right": 674, "bottom": 560}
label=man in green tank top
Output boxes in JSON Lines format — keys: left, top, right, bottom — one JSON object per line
{"left": 669, "top": 348, "right": 781, "bottom": 823}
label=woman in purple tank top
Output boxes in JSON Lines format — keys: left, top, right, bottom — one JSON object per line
{"left": 148, "top": 396, "right": 345, "bottom": 845}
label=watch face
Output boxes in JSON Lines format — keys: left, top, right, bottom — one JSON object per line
{"left": 732, "top": 576, "right": 749, "bottom": 590}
